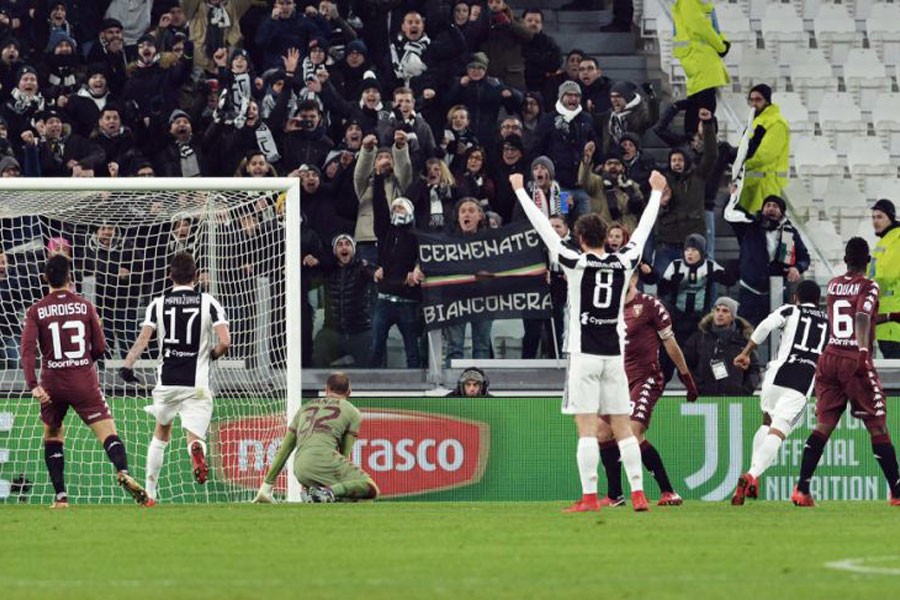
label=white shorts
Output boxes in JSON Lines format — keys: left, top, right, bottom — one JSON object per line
{"left": 561, "top": 353, "right": 631, "bottom": 416}
{"left": 759, "top": 378, "right": 808, "bottom": 433}
{"left": 146, "top": 386, "right": 213, "bottom": 438}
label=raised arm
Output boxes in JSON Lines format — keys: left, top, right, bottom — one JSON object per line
{"left": 628, "top": 170, "right": 666, "bottom": 252}
{"left": 509, "top": 173, "right": 579, "bottom": 264}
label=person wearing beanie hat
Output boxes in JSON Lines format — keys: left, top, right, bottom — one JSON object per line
{"left": 43, "top": 29, "right": 81, "bottom": 104}
{"left": 0, "top": 155, "right": 21, "bottom": 176}
{"left": 467, "top": 51, "right": 490, "bottom": 72}
{"left": 531, "top": 64, "right": 596, "bottom": 217}
{"left": 514, "top": 155, "right": 564, "bottom": 223}
{"left": 445, "top": 367, "right": 492, "bottom": 397}
{"left": 346, "top": 39, "right": 367, "bottom": 57}
{"left": 311, "top": 230, "right": 377, "bottom": 368}
{"left": 731, "top": 82, "right": 789, "bottom": 214}
{"left": 605, "top": 80, "right": 650, "bottom": 153}
{"left": 4, "top": 63, "right": 44, "bottom": 144}
{"left": 655, "top": 232, "right": 738, "bottom": 381}
{"left": 682, "top": 294, "right": 759, "bottom": 397}
{"left": 579, "top": 139, "right": 643, "bottom": 234}
{"left": 64, "top": 61, "right": 112, "bottom": 137}
{"left": 672, "top": 0, "right": 730, "bottom": 137}
{"left": 724, "top": 166, "right": 810, "bottom": 329}
{"left": 870, "top": 198, "right": 900, "bottom": 356}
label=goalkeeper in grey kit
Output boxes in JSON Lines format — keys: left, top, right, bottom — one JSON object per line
{"left": 254, "top": 372, "right": 379, "bottom": 503}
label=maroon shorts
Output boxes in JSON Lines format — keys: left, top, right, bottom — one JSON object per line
{"left": 39, "top": 385, "right": 112, "bottom": 429}
{"left": 629, "top": 372, "right": 665, "bottom": 428}
{"left": 814, "top": 353, "right": 887, "bottom": 428}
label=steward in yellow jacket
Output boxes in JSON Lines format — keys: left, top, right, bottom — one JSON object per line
{"left": 870, "top": 199, "right": 900, "bottom": 357}
{"left": 739, "top": 84, "right": 790, "bottom": 214}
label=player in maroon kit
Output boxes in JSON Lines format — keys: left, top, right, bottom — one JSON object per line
{"left": 20, "top": 255, "right": 152, "bottom": 507}
{"left": 597, "top": 271, "right": 700, "bottom": 506}
{"left": 792, "top": 238, "right": 900, "bottom": 507}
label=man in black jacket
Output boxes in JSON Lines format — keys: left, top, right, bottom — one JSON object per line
{"left": 312, "top": 233, "right": 376, "bottom": 368}
{"left": 154, "top": 108, "right": 206, "bottom": 177}
{"left": 368, "top": 192, "right": 422, "bottom": 368}
{"left": 25, "top": 109, "right": 105, "bottom": 177}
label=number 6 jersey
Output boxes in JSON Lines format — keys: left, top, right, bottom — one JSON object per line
{"left": 824, "top": 273, "right": 879, "bottom": 358}
{"left": 142, "top": 285, "right": 228, "bottom": 388}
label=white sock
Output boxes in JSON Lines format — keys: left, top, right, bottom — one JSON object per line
{"left": 752, "top": 425, "right": 770, "bottom": 456}
{"left": 576, "top": 437, "right": 599, "bottom": 495}
{"left": 618, "top": 436, "right": 644, "bottom": 492}
{"left": 146, "top": 437, "right": 168, "bottom": 500}
{"left": 188, "top": 438, "right": 207, "bottom": 458}
{"left": 749, "top": 434, "right": 783, "bottom": 479}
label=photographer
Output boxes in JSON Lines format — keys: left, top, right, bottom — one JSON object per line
{"left": 274, "top": 98, "right": 333, "bottom": 173}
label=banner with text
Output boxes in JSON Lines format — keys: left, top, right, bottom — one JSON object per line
{"left": 1, "top": 396, "right": 897, "bottom": 504}
{"left": 416, "top": 220, "right": 551, "bottom": 329}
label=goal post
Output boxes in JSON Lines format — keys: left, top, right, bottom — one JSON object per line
{"left": 0, "top": 177, "right": 304, "bottom": 504}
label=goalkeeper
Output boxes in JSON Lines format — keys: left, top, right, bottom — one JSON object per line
{"left": 254, "top": 372, "right": 379, "bottom": 503}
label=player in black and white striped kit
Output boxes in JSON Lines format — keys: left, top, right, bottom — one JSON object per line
{"left": 511, "top": 170, "right": 667, "bottom": 513}
{"left": 120, "top": 252, "right": 230, "bottom": 501}
{"left": 730, "top": 280, "right": 827, "bottom": 505}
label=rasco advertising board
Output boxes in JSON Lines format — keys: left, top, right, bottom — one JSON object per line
{"left": 0, "top": 397, "right": 896, "bottom": 503}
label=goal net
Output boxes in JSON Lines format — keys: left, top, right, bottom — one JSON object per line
{"left": 0, "top": 178, "right": 302, "bottom": 505}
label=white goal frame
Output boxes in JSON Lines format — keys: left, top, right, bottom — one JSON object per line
{"left": 0, "top": 177, "right": 304, "bottom": 502}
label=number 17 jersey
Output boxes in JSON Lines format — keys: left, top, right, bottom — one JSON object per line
{"left": 824, "top": 273, "right": 879, "bottom": 359}
{"left": 142, "top": 285, "right": 228, "bottom": 388}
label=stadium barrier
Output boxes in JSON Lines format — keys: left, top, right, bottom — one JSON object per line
{"left": 1, "top": 396, "right": 896, "bottom": 503}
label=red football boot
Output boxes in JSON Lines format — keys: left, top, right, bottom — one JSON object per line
{"left": 563, "top": 495, "right": 602, "bottom": 513}
{"left": 631, "top": 491, "right": 650, "bottom": 512}
{"left": 746, "top": 474, "right": 759, "bottom": 499}
{"left": 791, "top": 486, "right": 816, "bottom": 507}
{"left": 890, "top": 495, "right": 900, "bottom": 507}
{"left": 731, "top": 473, "right": 756, "bottom": 506}
{"left": 657, "top": 491, "right": 683, "bottom": 506}
{"left": 598, "top": 495, "right": 626, "bottom": 507}
{"left": 191, "top": 441, "right": 209, "bottom": 485}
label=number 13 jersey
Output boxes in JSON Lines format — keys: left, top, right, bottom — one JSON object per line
{"left": 142, "top": 285, "right": 228, "bottom": 388}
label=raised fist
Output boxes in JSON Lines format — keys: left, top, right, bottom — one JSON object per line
{"left": 583, "top": 140, "right": 596, "bottom": 161}
{"left": 649, "top": 170, "right": 667, "bottom": 192}
{"left": 509, "top": 173, "right": 525, "bottom": 191}
{"left": 362, "top": 134, "right": 377, "bottom": 150}
{"left": 394, "top": 129, "right": 407, "bottom": 148}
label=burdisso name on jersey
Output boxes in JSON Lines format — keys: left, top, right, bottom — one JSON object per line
{"left": 37, "top": 302, "right": 88, "bottom": 320}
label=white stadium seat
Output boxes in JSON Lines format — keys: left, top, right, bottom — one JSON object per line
{"left": 847, "top": 135, "right": 894, "bottom": 198}
{"left": 822, "top": 176, "right": 869, "bottom": 234}
{"left": 872, "top": 92, "right": 900, "bottom": 157}
{"left": 841, "top": 48, "right": 889, "bottom": 112}
{"left": 793, "top": 135, "right": 842, "bottom": 197}
{"left": 813, "top": 3, "right": 862, "bottom": 66}
{"left": 761, "top": 3, "right": 806, "bottom": 60}
{"left": 736, "top": 47, "right": 780, "bottom": 91}
{"left": 785, "top": 48, "right": 837, "bottom": 112}
{"left": 715, "top": 3, "right": 753, "bottom": 69}
{"left": 816, "top": 92, "right": 866, "bottom": 151}
{"left": 783, "top": 179, "right": 816, "bottom": 222}
{"left": 803, "top": 218, "right": 844, "bottom": 260}
{"left": 772, "top": 92, "right": 814, "bottom": 136}
{"left": 866, "top": 2, "right": 900, "bottom": 68}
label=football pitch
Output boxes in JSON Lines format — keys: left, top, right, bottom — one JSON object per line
{"left": 1, "top": 501, "right": 898, "bottom": 600}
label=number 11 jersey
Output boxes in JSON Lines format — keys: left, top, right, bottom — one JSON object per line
{"left": 142, "top": 285, "right": 228, "bottom": 388}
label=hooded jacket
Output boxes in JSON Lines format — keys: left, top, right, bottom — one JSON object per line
{"left": 657, "top": 120, "right": 717, "bottom": 244}
{"left": 683, "top": 312, "right": 760, "bottom": 395}
{"left": 739, "top": 102, "right": 790, "bottom": 213}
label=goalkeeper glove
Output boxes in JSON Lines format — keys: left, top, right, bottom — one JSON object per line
{"left": 119, "top": 367, "right": 139, "bottom": 383}
{"left": 252, "top": 482, "right": 274, "bottom": 503}
{"left": 678, "top": 370, "right": 700, "bottom": 403}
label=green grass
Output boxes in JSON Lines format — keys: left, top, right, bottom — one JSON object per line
{"left": 1, "top": 501, "right": 898, "bottom": 600}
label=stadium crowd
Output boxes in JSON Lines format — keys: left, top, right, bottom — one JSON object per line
{"left": 0, "top": 0, "right": 893, "bottom": 378}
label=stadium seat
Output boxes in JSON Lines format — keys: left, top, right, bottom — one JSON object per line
{"left": 872, "top": 92, "right": 900, "bottom": 157}
{"left": 821, "top": 176, "right": 869, "bottom": 234}
{"left": 813, "top": 3, "right": 862, "bottom": 66}
{"left": 803, "top": 218, "right": 844, "bottom": 260}
{"left": 784, "top": 48, "right": 837, "bottom": 112}
{"left": 735, "top": 47, "right": 780, "bottom": 92}
{"left": 873, "top": 177, "right": 900, "bottom": 204}
{"left": 772, "top": 92, "right": 814, "bottom": 136}
{"left": 793, "top": 134, "right": 842, "bottom": 197}
{"left": 714, "top": 3, "right": 753, "bottom": 69}
{"left": 841, "top": 48, "right": 889, "bottom": 112}
{"left": 866, "top": 2, "right": 900, "bottom": 68}
{"left": 854, "top": 0, "right": 878, "bottom": 19}
{"left": 847, "top": 135, "right": 895, "bottom": 198}
{"left": 816, "top": 92, "right": 866, "bottom": 151}
{"left": 783, "top": 179, "right": 816, "bottom": 222}
{"left": 761, "top": 2, "right": 806, "bottom": 60}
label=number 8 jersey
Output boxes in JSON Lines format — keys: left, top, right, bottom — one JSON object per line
{"left": 824, "top": 273, "right": 879, "bottom": 358}
{"left": 142, "top": 285, "right": 228, "bottom": 388}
